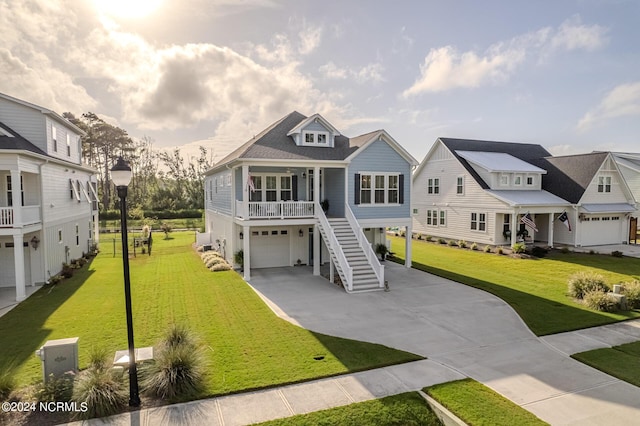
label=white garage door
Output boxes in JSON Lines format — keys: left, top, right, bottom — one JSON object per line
{"left": 250, "top": 228, "right": 290, "bottom": 268}
{"left": 581, "top": 216, "right": 623, "bottom": 246}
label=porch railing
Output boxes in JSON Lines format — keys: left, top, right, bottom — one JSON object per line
{"left": 236, "top": 201, "right": 315, "bottom": 219}
{"left": 345, "top": 204, "right": 384, "bottom": 288}
{"left": 0, "top": 206, "right": 42, "bottom": 227}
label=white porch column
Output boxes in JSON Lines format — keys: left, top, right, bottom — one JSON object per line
{"left": 511, "top": 212, "right": 518, "bottom": 247}
{"left": 405, "top": 224, "right": 412, "bottom": 268}
{"left": 242, "top": 225, "right": 250, "bottom": 280}
{"left": 13, "top": 233, "right": 26, "bottom": 301}
{"left": 313, "top": 224, "right": 320, "bottom": 276}
{"left": 313, "top": 166, "right": 320, "bottom": 210}
{"left": 548, "top": 213, "right": 555, "bottom": 248}
{"left": 242, "top": 165, "right": 249, "bottom": 219}
{"left": 10, "top": 170, "right": 22, "bottom": 226}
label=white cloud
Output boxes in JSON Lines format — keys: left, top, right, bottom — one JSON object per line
{"left": 298, "top": 22, "right": 323, "bottom": 55}
{"left": 319, "top": 62, "right": 348, "bottom": 79}
{"left": 577, "top": 82, "right": 640, "bottom": 131}
{"left": 403, "top": 15, "right": 607, "bottom": 97}
{"left": 320, "top": 61, "right": 384, "bottom": 84}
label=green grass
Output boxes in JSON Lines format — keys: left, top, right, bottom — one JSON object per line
{"left": 255, "top": 392, "right": 442, "bottom": 426}
{"left": 390, "top": 236, "right": 640, "bottom": 335}
{"left": 0, "top": 232, "right": 422, "bottom": 395}
{"left": 572, "top": 341, "right": 640, "bottom": 387}
{"left": 425, "top": 379, "right": 548, "bottom": 426}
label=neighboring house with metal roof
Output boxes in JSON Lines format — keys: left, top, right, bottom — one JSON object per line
{"left": 412, "top": 138, "right": 637, "bottom": 247}
{"left": 610, "top": 152, "right": 640, "bottom": 216}
{"left": 201, "top": 111, "right": 418, "bottom": 293}
{"left": 0, "top": 92, "right": 99, "bottom": 302}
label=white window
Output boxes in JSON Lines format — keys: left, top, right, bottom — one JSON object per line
{"left": 360, "top": 173, "right": 400, "bottom": 205}
{"left": 426, "top": 209, "right": 438, "bottom": 226}
{"left": 526, "top": 175, "right": 534, "bottom": 186}
{"left": 280, "top": 176, "right": 292, "bottom": 201}
{"left": 456, "top": 176, "right": 464, "bottom": 195}
{"left": 427, "top": 178, "right": 439, "bottom": 194}
{"left": 249, "top": 174, "right": 292, "bottom": 202}
{"left": 302, "top": 131, "right": 329, "bottom": 145}
{"left": 471, "top": 212, "right": 486, "bottom": 231}
{"left": 6, "top": 175, "right": 24, "bottom": 207}
{"left": 514, "top": 175, "right": 522, "bottom": 186}
{"left": 412, "top": 208, "right": 418, "bottom": 215}
{"left": 67, "top": 134, "right": 71, "bottom": 156}
{"left": 58, "top": 229, "right": 63, "bottom": 243}
{"left": 249, "top": 176, "right": 262, "bottom": 202}
{"left": 75, "top": 224, "right": 79, "bottom": 246}
{"left": 499, "top": 174, "right": 509, "bottom": 186}
{"left": 226, "top": 175, "right": 231, "bottom": 186}
{"left": 52, "top": 126, "right": 57, "bottom": 151}
{"left": 598, "top": 176, "right": 611, "bottom": 193}
{"left": 266, "top": 176, "right": 277, "bottom": 201}
{"left": 439, "top": 210, "right": 446, "bottom": 226}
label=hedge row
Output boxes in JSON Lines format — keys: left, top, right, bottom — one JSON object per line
{"left": 100, "top": 209, "right": 203, "bottom": 220}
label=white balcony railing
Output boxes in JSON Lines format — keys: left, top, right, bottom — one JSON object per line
{"left": 0, "top": 206, "right": 42, "bottom": 227}
{"left": 236, "top": 201, "right": 315, "bottom": 219}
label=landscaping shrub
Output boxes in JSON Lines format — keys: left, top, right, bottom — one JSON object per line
{"left": 483, "top": 245, "right": 492, "bottom": 253}
{"left": 497, "top": 247, "right": 504, "bottom": 255}
{"left": 438, "top": 238, "right": 446, "bottom": 244}
{"left": 160, "top": 222, "right": 173, "bottom": 239}
{"left": 457, "top": 240, "right": 467, "bottom": 249}
{"left": 530, "top": 246, "right": 548, "bottom": 258}
{"left": 142, "top": 324, "right": 205, "bottom": 401}
{"left": 61, "top": 263, "right": 74, "bottom": 279}
{"left": 447, "top": 240, "right": 456, "bottom": 247}
{"left": 470, "top": 242, "right": 478, "bottom": 251}
{"left": 612, "top": 250, "right": 623, "bottom": 258}
{"left": 621, "top": 280, "right": 640, "bottom": 309}
{"left": 71, "top": 350, "right": 127, "bottom": 420}
{"left": 0, "top": 367, "right": 15, "bottom": 400}
{"left": 36, "top": 373, "right": 74, "bottom": 402}
{"left": 568, "top": 271, "right": 610, "bottom": 299}
{"left": 47, "top": 274, "right": 64, "bottom": 285}
{"left": 560, "top": 247, "right": 570, "bottom": 254}
{"left": 583, "top": 290, "right": 619, "bottom": 312}
{"left": 426, "top": 235, "right": 433, "bottom": 242}
{"left": 205, "top": 257, "right": 225, "bottom": 268}
{"left": 511, "top": 242, "right": 526, "bottom": 254}
{"left": 210, "top": 263, "right": 231, "bottom": 272}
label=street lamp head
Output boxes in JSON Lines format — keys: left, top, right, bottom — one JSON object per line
{"left": 111, "top": 157, "right": 133, "bottom": 187}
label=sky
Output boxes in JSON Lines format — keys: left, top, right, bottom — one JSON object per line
{"left": 1, "top": 0, "right": 639, "bottom": 164}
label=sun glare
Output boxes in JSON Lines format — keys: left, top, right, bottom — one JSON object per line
{"left": 93, "top": 0, "right": 164, "bottom": 19}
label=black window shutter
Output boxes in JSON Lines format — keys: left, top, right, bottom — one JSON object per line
{"left": 292, "top": 175, "right": 298, "bottom": 201}
{"left": 354, "top": 173, "right": 361, "bottom": 205}
{"left": 399, "top": 174, "right": 404, "bottom": 204}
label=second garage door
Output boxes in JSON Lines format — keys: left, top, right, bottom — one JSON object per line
{"left": 250, "top": 228, "right": 290, "bottom": 268}
{"left": 581, "top": 215, "right": 623, "bottom": 246}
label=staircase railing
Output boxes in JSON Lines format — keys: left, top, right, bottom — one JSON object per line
{"left": 316, "top": 204, "right": 353, "bottom": 291}
{"left": 345, "top": 205, "right": 384, "bottom": 288}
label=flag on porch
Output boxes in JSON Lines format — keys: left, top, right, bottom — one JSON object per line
{"left": 520, "top": 212, "right": 538, "bottom": 232}
{"left": 247, "top": 174, "right": 255, "bottom": 193}
{"left": 557, "top": 211, "right": 572, "bottom": 231}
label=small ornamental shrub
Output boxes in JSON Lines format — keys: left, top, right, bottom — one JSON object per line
{"left": 210, "top": 263, "right": 231, "bottom": 272}
{"left": 426, "top": 235, "right": 433, "bottom": 242}
{"left": 205, "top": 257, "right": 225, "bottom": 269}
{"left": 621, "top": 280, "right": 640, "bottom": 309}
{"left": 61, "top": 263, "right": 74, "bottom": 278}
{"left": 447, "top": 240, "right": 456, "bottom": 247}
{"left": 483, "top": 245, "right": 492, "bottom": 253}
{"left": 196, "top": 245, "right": 204, "bottom": 253}
{"left": 160, "top": 222, "right": 173, "bottom": 239}
{"left": 0, "top": 367, "right": 15, "bottom": 400}
{"left": 583, "top": 290, "right": 619, "bottom": 312}
{"left": 47, "top": 274, "right": 63, "bottom": 285}
{"left": 568, "top": 271, "right": 610, "bottom": 299}
{"left": 470, "top": 242, "right": 478, "bottom": 251}
{"left": 611, "top": 250, "right": 623, "bottom": 258}
{"left": 511, "top": 242, "right": 526, "bottom": 254}
{"left": 560, "top": 247, "right": 570, "bottom": 254}
{"left": 438, "top": 238, "right": 446, "bottom": 245}
{"left": 457, "top": 240, "right": 467, "bottom": 249}
{"left": 497, "top": 247, "right": 504, "bottom": 255}
{"left": 530, "top": 246, "right": 548, "bottom": 258}
{"left": 36, "top": 373, "right": 74, "bottom": 402}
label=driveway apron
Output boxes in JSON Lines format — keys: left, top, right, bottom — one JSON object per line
{"left": 248, "top": 262, "right": 640, "bottom": 425}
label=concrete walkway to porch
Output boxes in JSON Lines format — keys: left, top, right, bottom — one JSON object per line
{"left": 0, "top": 285, "right": 42, "bottom": 318}
{"left": 566, "top": 242, "right": 640, "bottom": 258}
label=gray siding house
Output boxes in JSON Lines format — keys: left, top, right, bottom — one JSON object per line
{"left": 201, "top": 112, "right": 418, "bottom": 293}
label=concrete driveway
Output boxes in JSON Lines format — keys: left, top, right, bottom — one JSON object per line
{"left": 249, "top": 263, "right": 640, "bottom": 425}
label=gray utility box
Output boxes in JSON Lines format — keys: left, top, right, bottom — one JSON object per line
{"left": 35, "top": 337, "right": 79, "bottom": 382}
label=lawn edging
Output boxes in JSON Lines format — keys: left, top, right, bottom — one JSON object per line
{"left": 418, "top": 390, "right": 468, "bottom": 426}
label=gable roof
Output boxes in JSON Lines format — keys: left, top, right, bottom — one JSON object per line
{"left": 209, "top": 111, "right": 415, "bottom": 173}
{"left": 286, "top": 113, "right": 341, "bottom": 136}
{"left": 456, "top": 151, "right": 546, "bottom": 173}
{"left": 437, "top": 138, "right": 552, "bottom": 189}
{"left": 529, "top": 152, "right": 609, "bottom": 204}
{"left": 0, "top": 92, "right": 85, "bottom": 135}
{"left": 0, "top": 122, "right": 48, "bottom": 156}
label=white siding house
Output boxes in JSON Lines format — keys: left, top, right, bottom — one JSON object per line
{"left": 0, "top": 92, "right": 98, "bottom": 302}
{"left": 412, "top": 138, "right": 637, "bottom": 247}
{"left": 202, "top": 112, "right": 418, "bottom": 293}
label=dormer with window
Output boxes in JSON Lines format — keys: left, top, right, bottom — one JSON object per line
{"left": 287, "top": 113, "right": 340, "bottom": 148}
{"left": 456, "top": 151, "right": 546, "bottom": 190}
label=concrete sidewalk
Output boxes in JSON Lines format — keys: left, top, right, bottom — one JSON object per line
{"left": 69, "top": 359, "right": 464, "bottom": 426}
{"left": 542, "top": 318, "right": 640, "bottom": 356}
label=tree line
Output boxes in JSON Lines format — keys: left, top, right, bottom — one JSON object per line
{"left": 64, "top": 112, "right": 213, "bottom": 213}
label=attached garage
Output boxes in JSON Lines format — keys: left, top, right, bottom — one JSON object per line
{"left": 249, "top": 228, "right": 291, "bottom": 268}
{"left": 580, "top": 215, "right": 625, "bottom": 246}
{"left": 0, "top": 241, "right": 30, "bottom": 288}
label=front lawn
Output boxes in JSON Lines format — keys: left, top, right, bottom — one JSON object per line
{"left": 389, "top": 236, "right": 640, "bottom": 335}
{"left": 572, "top": 341, "right": 640, "bottom": 387}
{"left": 256, "top": 392, "right": 442, "bottom": 426}
{"left": 0, "top": 232, "right": 422, "bottom": 395}
{"left": 425, "top": 379, "right": 548, "bottom": 426}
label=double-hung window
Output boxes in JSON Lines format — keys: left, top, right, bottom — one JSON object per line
{"left": 359, "top": 173, "right": 401, "bottom": 205}
{"left": 360, "top": 175, "right": 372, "bottom": 204}
{"left": 265, "top": 176, "right": 277, "bottom": 201}
{"left": 598, "top": 176, "right": 611, "bottom": 193}
{"left": 52, "top": 126, "right": 57, "bottom": 151}
{"left": 427, "top": 209, "right": 446, "bottom": 227}
{"left": 280, "top": 176, "right": 292, "bottom": 201}
{"left": 374, "top": 176, "right": 385, "bottom": 203}
{"left": 303, "top": 131, "right": 329, "bottom": 145}
{"left": 470, "top": 212, "right": 486, "bottom": 231}
{"left": 249, "top": 176, "right": 262, "bottom": 202}
{"left": 456, "top": 176, "right": 464, "bottom": 195}
{"left": 388, "top": 175, "right": 399, "bottom": 203}
{"left": 427, "top": 178, "right": 439, "bottom": 194}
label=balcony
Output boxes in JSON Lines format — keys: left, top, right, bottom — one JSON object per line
{"left": 235, "top": 201, "right": 315, "bottom": 219}
{"left": 0, "top": 206, "right": 41, "bottom": 227}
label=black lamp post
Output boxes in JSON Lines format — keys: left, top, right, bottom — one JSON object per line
{"left": 111, "top": 156, "right": 140, "bottom": 407}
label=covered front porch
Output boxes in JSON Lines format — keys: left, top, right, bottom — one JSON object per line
{"left": 0, "top": 228, "right": 44, "bottom": 302}
{"left": 496, "top": 210, "right": 569, "bottom": 248}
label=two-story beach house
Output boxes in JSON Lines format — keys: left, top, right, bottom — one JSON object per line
{"left": 412, "top": 138, "right": 637, "bottom": 247}
{"left": 0, "top": 92, "right": 99, "bottom": 302}
{"left": 201, "top": 112, "right": 418, "bottom": 292}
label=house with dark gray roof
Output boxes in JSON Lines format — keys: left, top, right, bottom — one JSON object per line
{"left": 201, "top": 111, "right": 418, "bottom": 292}
{"left": 609, "top": 152, "right": 640, "bottom": 223}
{"left": 0, "top": 92, "right": 99, "bottom": 303}
{"left": 412, "top": 138, "right": 637, "bottom": 247}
